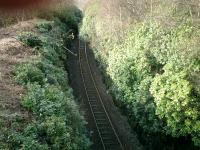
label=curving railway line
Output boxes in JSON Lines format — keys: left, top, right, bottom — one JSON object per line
{"left": 78, "top": 39, "right": 124, "bottom": 150}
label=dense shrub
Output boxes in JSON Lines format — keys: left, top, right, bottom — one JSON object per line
{"left": 37, "top": 60, "right": 69, "bottom": 90}
{"left": 81, "top": 0, "right": 200, "bottom": 148}
{"left": 1, "top": 6, "right": 90, "bottom": 150}
{"left": 36, "top": 22, "right": 53, "bottom": 33}
{"left": 17, "top": 32, "right": 42, "bottom": 48}
{"left": 106, "top": 23, "right": 163, "bottom": 133}
{"left": 20, "top": 83, "right": 90, "bottom": 149}
{"left": 53, "top": 6, "right": 82, "bottom": 33}
{"left": 14, "top": 63, "right": 45, "bottom": 85}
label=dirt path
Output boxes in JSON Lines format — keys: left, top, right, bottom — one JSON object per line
{"left": 67, "top": 39, "right": 143, "bottom": 150}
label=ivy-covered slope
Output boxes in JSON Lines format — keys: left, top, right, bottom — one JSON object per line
{"left": 80, "top": 0, "right": 200, "bottom": 149}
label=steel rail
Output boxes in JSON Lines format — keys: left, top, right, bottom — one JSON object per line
{"left": 79, "top": 40, "right": 106, "bottom": 150}
{"left": 78, "top": 39, "right": 124, "bottom": 150}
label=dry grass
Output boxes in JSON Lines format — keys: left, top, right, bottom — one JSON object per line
{"left": 0, "top": 0, "right": 76, "bottom": 127}
{"left": 0, "top": 19, "right": 40, "bottom": 124}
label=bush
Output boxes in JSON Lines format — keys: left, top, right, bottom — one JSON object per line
{"left": 20, "top": 83, "right": 90, "bottom": 149}
{"left": 36, "top": 22, "right": 53, "bottom": 33}
{"left": 81, "top": 0, "right": 200, "bottom": 148}
{"left": 5, "top": 6, "right": 91, "bottom": 150}
{"left": 14, "top": 63, "right": 45, "bottom": 85}
{"left": 22, "top": 83, "right": 67, "bottom": 116}
{"left": 53, "top": 6, "right": 82, "bottom": 33}
{"left": 6, "top": 132, "right": 49, "bottom": 150}
{"left": 17, "top": 32, "right": 42, "bottom": 48}
{"left": 36, "top": 60, "right": 68, "bottom": 90}
{"left": 150, "top": 69, "right": 200, "bottom": 146}
{"left": 106, "top": 23, "right": 163, "bottom": 133}
{"left": 107, "top": 22, "right": 200, "bottom": 146}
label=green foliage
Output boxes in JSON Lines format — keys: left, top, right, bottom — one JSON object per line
{"left": 14, "top": 59, "right": 68, "bottom": 90}
{"left": 110, "top": 22, "right": 200, "bottom": 145}
{"left": 81, "top": 0, "right": 200, "bottom": 147}
{"left": 6, "top": 131, "right": 49, "bottom": 150}
{"left": 20, "top": 83, "right": 90, "bottom": 149}
{"left": 150, "top": 70, "right": 200, "bottom": 143}
{"left": 36, "top": 60, "right": 68, "bottom": 90}
{"left": 80, "top": 1, "right": 100, "bottom": 40}
{"left": 37, "top": 6, "right": 82, "bottom": 33}
{"left": 3, "top": 82, "right": 90, "bottom": 150}
{"left": 14, "top": 63, "right": 45, "bottom": 85}
{"left": 36, "top": 22, "right": 53, "bottom": 33}
{"left": 22, "top": 83, "right": 67, "bottom": 116}
{"left": 3, "top": 6, "right": 91, "bottom": 150}
{"left": 106, "top": 23, "right": 163, "bottom": 133}
{"left": 17, "top": 32, "right": 42, "bottom": 48}
{"left": 53, "top": 6, "right": 82, "bottom": 32}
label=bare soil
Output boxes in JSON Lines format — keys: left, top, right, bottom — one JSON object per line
{"left": 0, "top": 19, "right": 41, "bottom": 125}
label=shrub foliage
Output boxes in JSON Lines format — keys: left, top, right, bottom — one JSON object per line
{"left": 1, "top": 6, "right": 90, "bottom": 150}
{"left": 81, "top": 0, "right": 200, "bottom": 148}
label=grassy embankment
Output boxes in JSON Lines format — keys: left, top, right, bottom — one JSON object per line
{"left": 0, "top": 7, "right": 90, "bottom": 150}
{"left": 80, "top": 0, "right": 200, "bottom": 149}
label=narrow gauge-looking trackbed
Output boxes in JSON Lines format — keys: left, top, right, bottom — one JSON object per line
{"left": 78, "top": 39, "right": 124, "bottom": 150}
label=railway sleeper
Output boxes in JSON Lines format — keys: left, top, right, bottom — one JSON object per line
{"left": 94, "top": 113, "right": 106, "bottom": 118}
{"left": 95, "top": 117, "right": 108, "bottom": 122}
{"left": 91, "top": 105, "right": 102, "bottom": 110}
{"left": 98, "top": 126, "right": 113, "bottom": 132}
{"left": 90, "top": 103, "right": 100, "bottom": 107}
{"left": 88, "top": 95, "right": 97, "bottom": 98}
{"left": 103, "top": 141, "right": 118, "bottom": 146}
{"left": 105, "top": 144, "right": 121, "bottom": 150}
{"left": 104, "top": 141, "right": 120, "bottom": 148}
{"left": 81, "top": 68, "right": 89, "bottom": 73}
{"left": 88, "top": 100, "right": 98, "bottom": 103}
{"left": 88, "top": 94, "right": 98, "bottom": 98}
{"left": 91, "top": 103, "right": 101, "bottom": 107}
{"left": 89, "top": 101, "right": 98, "bottom": 105}
{"left": 85, "top": 85, "right": 95, "bottom": 89}
{"left": 96, "top": 122, "right": 110, "bottom": 126}
{"left": 102, "top": 136, "right": 116, "bottom": 141}
{"left": 96, "top": 118, "right": 107, "bottom": 122}
{"left": 83, "top": 79, "right": 92, "bottom": 83}
{"left": 84, "top": 82, "right": 94, "bottom": 86}
{"left": 89, "top": 103, "right": 100, "bottom": 107}
{"left": 103, "top": 140, "right": 116, "bottom": 145}
{"left": 87, "top": 91, "right": 97, "bottom": 94}
{"left": 99, "top": 129, "right": 113, "bottom": 134}
{"left": 94, "top": 112, "right": 105, "bottom": 116}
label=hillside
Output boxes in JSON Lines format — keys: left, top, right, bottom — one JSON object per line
{"left": 0, "top": 6, "right": 90, "bottom": 149}
{"left": 1, "top": 0, "right": 200, "bottom": 149}
{"left": 0, "top": 20, "right": 37, "bottom": 135}
{"left": 80, "top": 0, "right": 200, "bottom": 149}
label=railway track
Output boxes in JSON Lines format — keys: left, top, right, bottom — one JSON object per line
{"left": 78, "top": 39, "right": 124, "bottom": 150}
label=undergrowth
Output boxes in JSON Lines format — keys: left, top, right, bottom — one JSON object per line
{"left": 80, "top": 0, "right": 200, "bottom": 149}
{"left": 0, "top": 6, "right": 90, "bottom": 150}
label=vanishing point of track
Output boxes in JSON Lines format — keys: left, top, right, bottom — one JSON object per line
{"left": 78, "top": 39, "right": 124, "bottom": 150}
